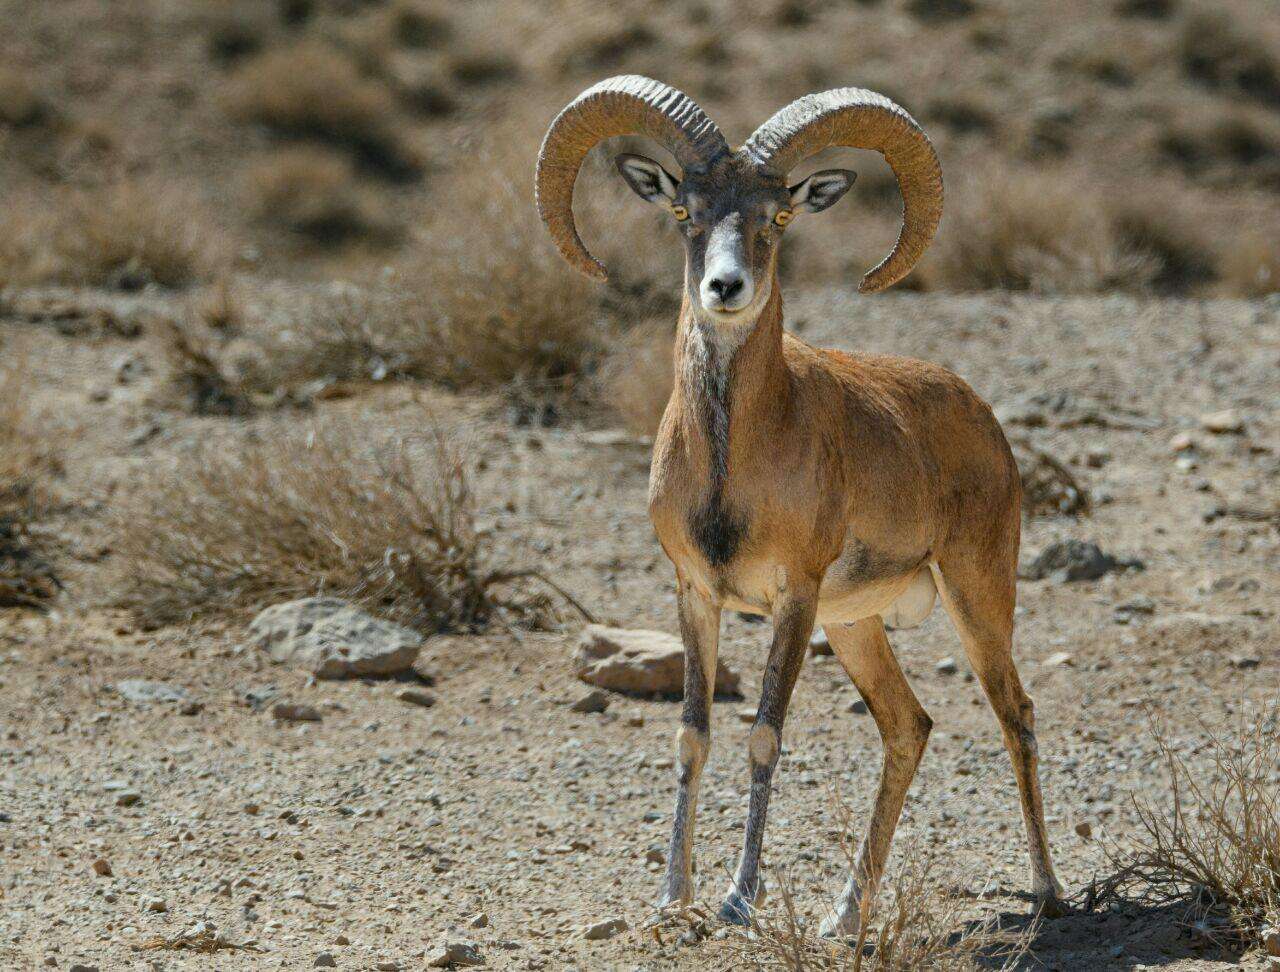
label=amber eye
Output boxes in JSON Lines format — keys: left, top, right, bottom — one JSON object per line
{"left": 774, "top": 210, "right": 793, "bottom": 227}
{"left": 671, "top": 205, "right": 689, "bottom": 221}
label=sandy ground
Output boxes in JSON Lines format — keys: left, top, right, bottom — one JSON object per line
{"left": 1, "top": 288, "right": 1277, "bottom": 971}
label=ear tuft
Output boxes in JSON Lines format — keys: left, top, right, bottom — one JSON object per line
{"left": 788, "top": 169, "right": 857, "bottom": 215}
{"left": 615, "top": 153, "right": 680, "bottom": 205}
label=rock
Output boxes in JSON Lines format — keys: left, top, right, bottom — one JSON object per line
{"left": 935, "top": 657, "right": 958, "bottom": 675}
{"left": 1114, "top": 595, "right": 1156, "bottom": 618}
{"left": 568, "top": 689, "right": 611, "bottom": 714}
{"left": 248, "top": 597, "right": 422, "bottom": 680}
{"left": 114, "top": 679, "right": 191, "bottom": 706}
{"left": 115, "top": 790, "right": 142, "bottom": 807}
{"left": 1169, "top": 432, "right": 1196, "bottom": 452}
{"left": 91, "top": 858, "right": 112, "bottom": 877}
{"left": 580, "top": 916, "right": 628, "bottom": 941}
{"left": 142, "top": 895, "right": 167, "bottom": 913}
{"left": 847, "top": 698, "right": 869, "bottom": 715}
{"left": 426, "top": 939, "right": 484, "bottom": 968}
{"left": 1262, "top": 927, "right": 1279, "bottom": 957}
{"left": 1020, "top": 540, "right": 1141, "bottom": 583}
{"left": 736, "top": 707, "right": 756, "bottom": 724}
{"left": 68, "top": 966, "right": 100, "bottom": 972}
{"left": 313, "top": 954, "right": 337, "bottom": 968}
{"left": 178, "top": 700, "right": 204, "bottom": 716}
{"left": 1043, "top": 652, "right": 1074, "bottom": 667}
{"left": 1074, "top": 820, "right": 1093, "bottom": 839}
{"left": 272, "top": 703, "right": 323, "bottom": 723}
{"left": 1230, "top": 655, "right": 1260, "bottom": 670}
{"left": 1199, "top": 409, "right": 1244, "bottom": 434}
{"left": 624, "top": 710, "right": 645, "bottom": 727}
{"left": 573, "top": 626, "right": 739, "bottom": 697}
{"left": 397, "top": 688, "right": 436, "bottom": 708}
{"left": 808, "top": 630, "right": 832, "bottom": 656}
{"left": 466, "top": 912, "right": 489, "bottom": 928}
{"left": 376, "top": 962, "right": 400, "bottom": 972}
{"left": 644, "top": 847, "right": 665, "bottom": 864}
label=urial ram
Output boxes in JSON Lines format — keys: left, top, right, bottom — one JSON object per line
{"left": 535, "top": 76, "right": 1065, "bottom": 933}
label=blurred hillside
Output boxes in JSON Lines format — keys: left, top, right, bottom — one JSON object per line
{"left": 1, "top": 0, "right": 1277, "bottom": 296}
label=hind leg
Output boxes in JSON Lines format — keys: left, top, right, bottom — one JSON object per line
{"left": 818, "top": 617, "right": 932, "bottom": 937}
{"left": 931, "top": 556, "right": 1065, "bottom": 916}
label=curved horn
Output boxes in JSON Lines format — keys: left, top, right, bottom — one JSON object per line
{"left": 536, "top": 75, "right": 728, "bottom": 280}
{"left": 743, "top": 89, "right": 943, "bottom": 294}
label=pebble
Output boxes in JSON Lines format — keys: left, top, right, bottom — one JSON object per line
{"left": 397, "top": 688, "right": 436, "bottom": 708}
{"left": 376, "top": 962, "right": 400, "bottom": 972}
{"left": 142, "top": 896, "right": 167, "bottom": 913}
{"left": 272, "top": 703, "right": 323, "bottom": 723}
{"left": 313, "top": 953, "right": 337, "bottom": 968}
{"left": 580, "top": 916, "right": 628, "bottom": 940}
{"left": 935, "top": 657, "right": 958, "bottom": 675}
{"left": 1043, "top": 652, "right": 1074, "bottom": 667}
{"left": 1230, "top": 655, "right": 1261, "bottom": 670}
{"left": 847, "top": 698, "right": 868, "bottom": 715}
{"left": 91, "top": 858, "right": 113, "bottom": 877}
{"left": 1168, "top": 432, "right": 1196, "bottom": 453}
{"left": 736, "top": 708, "right": 756, "bottom": 724}
{"left": 1074, "top": 821, "right": 1093, "bottom": 839}
{"left": 568, "top": 689, "right": 611, "bottom": 714}
{"left": 116, "top": 791, "right": 142, "bottom": 807}
{"left": 1199, "top": 409, "right": 1244, "bottom": 434}
{"left": 68, "top": 966, "right": 100, "bottom": 972}
{"left": 625, "top": 710, "right": 645, "bottom": 727}
{"left": 808, "top": 630, "right": 833, "bottom": 656}
{"left": 467, "top": 912, "right": 489, "bottom": 928}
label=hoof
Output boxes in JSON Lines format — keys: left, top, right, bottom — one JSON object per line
{"left": 817, "top": 910, "right": 856, "bottom": 940}
{"left": 1033, "top": 891, "right": 1069, "bottom": 920}
{"left": 718, "top": 892, "right": 753, "bottom": 926}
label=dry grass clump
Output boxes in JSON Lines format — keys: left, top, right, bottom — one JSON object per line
{"left": 731, "top": 844, "right": 1031, "bottom": 971}
{"left": 221, "top": 39, "right": 420, "bottom": 179}
{"left": 110, "top": 418, "right": 513, "bottom": 631}
{"left": 924, "top": 169, "right": 1150, "bottom": 293}
{"left": 0, "top": 350, "right": 60, "bottom": 609}
{"left": 1090, "top": 709, "right": 1280, "bottom": 951}
{"left": 1218, "top": 234, "right": 1279, "bottom": 297}
{"left": 1109, "top": 196, "right": 1218, "bottom": 293}
{"left": 597, "top": 327, "right": 674, "bottom": 438}
{"left": 0, "top": 179, "right": 230, "bottom": 290}
{"left": 243, "top": 146, "right": 399, "bottom": 246}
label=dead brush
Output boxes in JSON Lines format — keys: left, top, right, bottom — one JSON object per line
{"left": 597, "top": 325, "right": 674, "bottom": 438}
{"left": 0, "top": 348, "right": 61, "bottom": 609}
{"left": 108, "top": 415, "right": 578, "bottom": 631}
{"left": 728, "top": 829, "right": 1032, "bottom": 970}
{"left": 1083, "top": 707, "right": 1280, "bottom": 951}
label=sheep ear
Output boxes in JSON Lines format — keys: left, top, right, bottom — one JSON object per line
{"left": 788, "top": 169, "right": 856, "bottom": 214}
{"left": 615, "top": 153, "right": 680, "bottom": 205}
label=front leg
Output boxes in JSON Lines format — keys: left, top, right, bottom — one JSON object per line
{"left": 658, "top": 576, "right": 721, "bottom": 908}
{"left": 720, "top": 581, "right": 818, "bottom": 924}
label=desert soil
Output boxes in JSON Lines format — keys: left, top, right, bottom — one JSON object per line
{"left": 1, "top": 287, "right": 1277, "bottom": 971}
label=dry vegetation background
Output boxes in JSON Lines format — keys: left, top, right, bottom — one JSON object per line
{"left": 1, "top": 1, "right": 1278, "bottom": 970}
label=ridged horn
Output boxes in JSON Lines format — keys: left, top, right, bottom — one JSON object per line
{"left": 536, "top": 75, "right": 728, "bottom": 280}
{"left": 743, "top": 89, "right": 943, "bottom": 294}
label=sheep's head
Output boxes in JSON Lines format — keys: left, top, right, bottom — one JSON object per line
{"left": 535, "top": 76, "right": 944, "bottom": 317}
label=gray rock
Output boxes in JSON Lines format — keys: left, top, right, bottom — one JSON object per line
{"left": 248, "top": 597, "right": 422, "bottom": 679}
{"left": 114, "top": 679, "right": 191, "bottom": 706}
{"left": 313, "top": 954, "right": 337, "bottom": 968}
{"left": 397, "top": 688, "right": 436, "bottom": 708}
{"left": 847, "top": 698, "right": 869, "bottom": 715}
{"left": 935, "top": 657, "right": 959, "bottom": 675}
{"left": 568, "top": 689, "right": 611, "bottom": 714}
{"left": 580, "top": 916, "right": 628, "bottom": 940}
{"left": 426, "top": 939, "right": 484, "bottom": 968}
{"left": 115, "top": 791, "right": 142, "bottom": 807}
{"left": 573, "top": 625, "right": 739, "bottom": 697}
{"left": 808, "top": 630, "right": 833, "bottom": 656}
{"left": 1020, "top": 540, "right": 1142, "bottom": 583}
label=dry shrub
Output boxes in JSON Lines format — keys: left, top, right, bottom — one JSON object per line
{"left": 0, "top": 179, "right": 230, "bottom": 289}
{"left": 732, "top": 842, "right": 1031, "bottom": 971}
{"left": 0, "top": 66, "right": 50, "bottom": 127}
{"left": 1177, "top": 11, "right": 1280, "bottom": 108}
{"left": 1159, "top": 111, "right": 1280, "bottom": 188}
{"left": 243, "top": 146, "right": 399, "bottom": 246}
{"left": 1092, "top": 709, "right": 1280, "bottom": 950}
{"left": 1218, "top": 234, "right": 1279, "bottom": 297}
{"left": 1011, "top": 438, "right": 1090, "bottom": 517}
{"left": 598, "top": 326, "right": 674, "bottom": 438}
{"left": 221, "top": 39, "right": 419, "bottom": 179}
{"left": 924, "top": 169, "right": 1151, "bottom": 293}
{"left": 1109, "top": 195, "right": 1218, "bottom": 293}
{"left": 0, "top": 349, "right": 60, "bottom": 608}
{"left": 110, "top": 418, "right": 512, "bottom": 631}
{"left": 154, "top": 317, "right": 253, "bottom": 416}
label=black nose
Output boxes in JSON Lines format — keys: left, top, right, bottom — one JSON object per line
{"left": 708, "top": 275, "right": 744, "bottom": 302}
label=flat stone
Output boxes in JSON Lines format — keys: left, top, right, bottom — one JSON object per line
{"left": 426, "top": 939, "right": 483, "bottom": 967}
{"left": 272, "top": 703, "right": 323, "bottom": 723}
{"left": 114, "top": 679, "right": 191, "bottom": 705}
{"left": 397, "top": 688, "right": 437, "bottom": 708}
{"left": 1020, "top": 540, "right": 1141, "bottom": 583}
{"left": 573, "top": 625, "right": 739, "bottom": 697}
{"left": 568, "top": 689, "right": 611, "bottom": 714}
{"left": 248, "top": 597, "right": 422, "bottom": 680}
{"left": 1199, "top": 409, "right": 1244, "bottom": 434}
{"left": 580, "top": 916, "right": 628, "bottom": 940}
{"left": 935, "top": 657, "right": 958, "bottom": 675}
